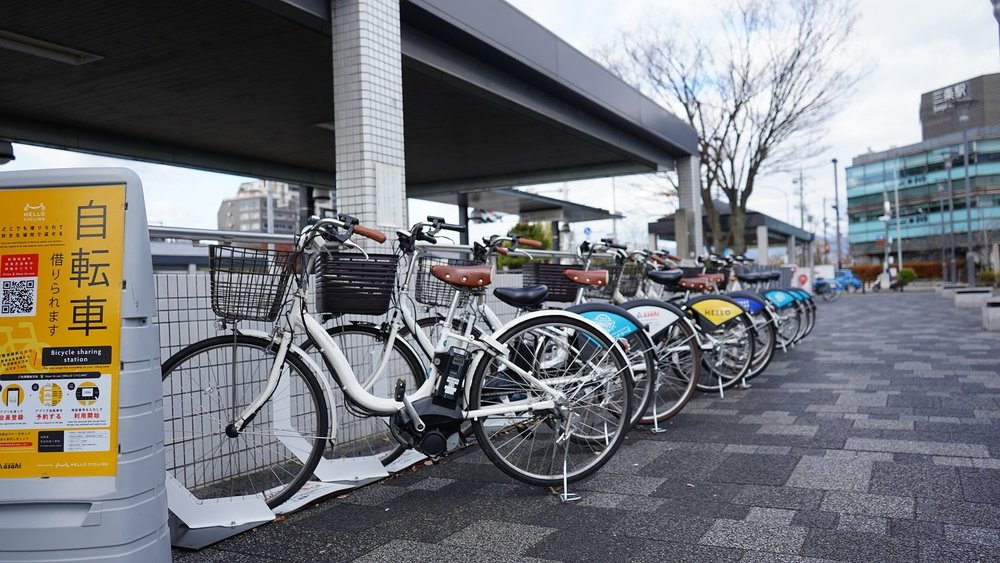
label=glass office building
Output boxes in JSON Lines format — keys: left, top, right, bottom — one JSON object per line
{"left": 846, "top": 74, "right": 1000, "bottom": 268}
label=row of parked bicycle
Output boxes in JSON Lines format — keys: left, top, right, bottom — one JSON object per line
{"left": 160, "top": 215, "right": 821, "bottom": 508}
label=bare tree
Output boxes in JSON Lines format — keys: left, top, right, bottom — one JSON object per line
{"left": 599, "top": 0, "right": 862, "bottom": 253}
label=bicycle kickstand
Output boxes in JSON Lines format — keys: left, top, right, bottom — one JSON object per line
{"left": 559, "top": 443, "right": 581, "bottom": 503}
{"left": 650, "top": 388, "right": 666, "bottom": 434}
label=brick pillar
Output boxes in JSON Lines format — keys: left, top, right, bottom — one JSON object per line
{"left": 676, "top": 155, "right": 703, "bottom": 258}
{"left": 332, "top": 0, "right": 407, "bottom": 246}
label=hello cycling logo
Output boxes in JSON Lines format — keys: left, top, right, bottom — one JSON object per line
{"left": 23, "top": 202, "right": 45, "bottom": 223}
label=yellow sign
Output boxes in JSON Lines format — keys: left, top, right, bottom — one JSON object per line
{"left": 689, "top": 298, "right": 744, "bottom": 326}
{"left": 0, "top": 186, "right": 125, "bottom": 478}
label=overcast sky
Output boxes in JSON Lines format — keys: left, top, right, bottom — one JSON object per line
{"left": 5, "top": 0, "right": 999, "bottom": 248}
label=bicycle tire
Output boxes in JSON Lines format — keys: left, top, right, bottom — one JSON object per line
{"left": 468, "top": 313, "right": 633, "bottom": 487}
{"left": 744, "top": 309, "right": 778, "bottom": 380}
{"left": 565, "top": 303, "right": 656, "bottom": 430}
{"left": 619, "top": 299, "right": 699, "bottom": 424}
{"left": 697, "top": 313, "right": 755, "bottom": 392}
{"left": 161, "top": 334, "right": 328, "bottom": 509}
{"left": 643, "top": 317, "right": 700, "bottom": 423}
{"left": 773, "top": 303, "right": 802, "bottom": 347}
{"left": 300, "top": 323, "right": 425, "bottom": 466}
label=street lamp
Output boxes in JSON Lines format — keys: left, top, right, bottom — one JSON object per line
{"left": 755, "top": 185, "right": 792, "bottom": 223}
{"left": 831, "top": 158, "right": 843, "bottom": 270}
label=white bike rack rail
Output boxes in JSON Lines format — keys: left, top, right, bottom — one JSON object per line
{"left": 167, "top": 370, "right": 397, "bottom": 549}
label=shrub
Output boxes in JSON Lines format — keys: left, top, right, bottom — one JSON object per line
{"left": 898, "top": 268, "right": 916, "bottom": 284}
{"left": 495, "top": 223, "right": 550, "bottom": 270}
{"left": 979, "top": 270, "right": 998, "bottom": 287}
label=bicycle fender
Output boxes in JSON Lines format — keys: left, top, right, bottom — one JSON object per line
{"left": 237, "top": 328, "right": 339, "bottom": 442}
{"left": 564, "top": 302, "right": 646, "bottom": 339}
{"left": 726, "top": 291, "right": 767, "bottom": 315}
{"left": 618, "top": 298, "right": 685, "bottom": 339}
{"left": 683, "top": 294, "right": 753, "bottom": 330}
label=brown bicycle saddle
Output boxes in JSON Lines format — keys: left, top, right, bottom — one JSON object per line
{"left": 562, "top": 269, "right": 608, "bottom": 287}
{"left": 678, "top": 277, "right": 716, "bottom": 291}
{"left": 430, "top": 264, "right": 494, "bottom": 288}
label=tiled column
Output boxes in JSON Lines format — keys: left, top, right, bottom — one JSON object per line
{"left": 756, "top": 225, "right": 769, "bottom": 265}
{"left": 332, "top": 0, "right": 407, "bottom": 246}
{"left": 676, "top": 155, "right": 703, "bottom": 257}
{"left": 787, "top": 236, "right": 797, "bottom": 265}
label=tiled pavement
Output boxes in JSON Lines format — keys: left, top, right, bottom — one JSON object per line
{"left": 174, "top": 291, "right": 1000, "bottom": 562}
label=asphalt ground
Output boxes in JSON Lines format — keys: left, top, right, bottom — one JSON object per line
{"left": 174, "top": 290, "right": 1000, "bottom": 562}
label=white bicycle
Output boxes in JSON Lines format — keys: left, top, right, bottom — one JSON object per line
{"left": 160, "top": 215, "right": 634, "bottom": 507}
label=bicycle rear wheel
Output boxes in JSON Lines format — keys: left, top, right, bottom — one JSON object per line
{"left": 301, "top": 323, "right": 425, "bottom": 465}
{"left": 643, "top": 319, "right": 699, "bottom": 423}
{"left": 697, "top": 314, "right": 755, "bottom": 392}
{"left": 161, "top": 334, "right": 328, "bottom": 509}
{"left": 744, "top": 310, "right": 777, "bottom": 380}
{"left": 468, "top": 314, "right": 633, "bottom": 487}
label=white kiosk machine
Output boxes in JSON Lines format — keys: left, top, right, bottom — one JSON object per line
{"left": 0, "top": 169, "right": 169, "bottom": 561}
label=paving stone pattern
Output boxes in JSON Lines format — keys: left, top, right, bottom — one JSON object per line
{"left": 174, "top": 292, "right": 1000, "bottom": 562}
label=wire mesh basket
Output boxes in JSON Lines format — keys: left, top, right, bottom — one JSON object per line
{"left": 522, "top": 262, "right": 582, "bottom": 303}
{"left": 209, "top": 245, "right": 297, "bottom": 322}
{"left": 415, "top": 255, "right": 483, "bottom": 308}
{"left": 617, "top": 262, "right": 646, "bottom": 297}
{"left": 577, "top": 259, "right": 624, "bottom": 299}
{"left": 314, "top": 252, "right": 398, "bottom": 315}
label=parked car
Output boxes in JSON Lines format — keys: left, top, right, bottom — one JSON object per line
{"left": 835, "top": 269, "right": 862, "bottom": 291}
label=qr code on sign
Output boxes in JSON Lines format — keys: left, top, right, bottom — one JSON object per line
{"left": 1, "top": 278, "right": 37, "bottom": 317}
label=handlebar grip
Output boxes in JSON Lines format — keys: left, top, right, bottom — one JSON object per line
{"left": 650, "top": 255, "right": 667, "bottom": 265}
{"left": 609, "top": 242, "right": 628, "bottom": 250}
{"left": 440, "top": 223, "right": 467, "bottom": 233}
{"left": 353, "top": 225, "right": 387, "bottom": 244}
{"left": 667, "top": 253, "right": 682, "bottom": 262}
{"left": 518, "top": 238, "right": 543, "bottom": 249}
{"left": 418, "top": 232, "right": 438, "bottom": 244}
{"left": 495, "top": 246, "right": 509, "bottom": 255}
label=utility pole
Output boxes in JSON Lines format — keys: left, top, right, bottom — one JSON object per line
{"left": 832, "top": 158, "right": 843, "bottom": 270}
{"left": 945, "top": 155, "right": 958, "bottom": 282}
{"left": 893, "top": 163, "right": 903, "bottom": 274}
{"left": 958, "top": 100, "right": 976, "bottom": 285}
{"left": 991, "top": 0, "right": 1000, "bottom": 69}
{"left": 797, "top": 168, "right": 806, "bottom": 229}
{"left": 822, "top": 198, "right": 829, "bottom": 265}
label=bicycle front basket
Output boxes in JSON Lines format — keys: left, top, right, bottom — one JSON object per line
{"left": 314, "top": 252, "right": 398, "bottom": 315}
{"left": 209, "top": 245, "right": 297, "bottom": 322}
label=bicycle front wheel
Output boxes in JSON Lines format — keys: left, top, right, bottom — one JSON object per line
{"left": 468, "top": 314, "right": 633, "bottom": 487}
{"left": 161, "top": 334, "right": 329, "bottom": 509}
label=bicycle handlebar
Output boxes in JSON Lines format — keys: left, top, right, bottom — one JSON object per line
{"left": 353, "top": 224, "right": 387, "bottom": 244}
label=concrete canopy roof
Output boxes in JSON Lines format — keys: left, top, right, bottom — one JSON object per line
{"left": 649, "top": 200, "right": 814, "bottom": 244}
{"left": 0, "top": 0, "right": 698, "bottom": 194}
{"left": 419, "top": 188, "right": 622, "bottom": 223}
